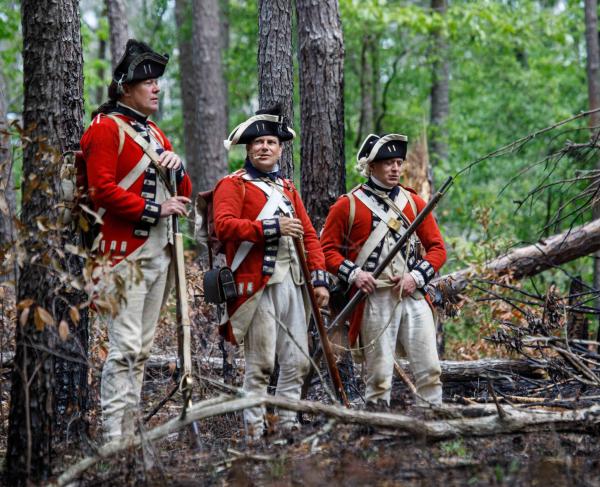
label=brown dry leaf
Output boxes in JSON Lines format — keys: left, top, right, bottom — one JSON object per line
{"left": 17, "top": 298, "right": 35, "bottom": 310}
{"left": 35, "top": 306, "right": 55, "bottom": 330}
{"left": 19, "top": 307, "right": 30, "bottom": 327}
{"left": 97, "top": 343, "right": 108, "bottom": 361}
{"left": 69, "top": 306, "right": 80, "bottom": 324}
{"left": 58, "top": 320, "right": 69, "bottom": 341}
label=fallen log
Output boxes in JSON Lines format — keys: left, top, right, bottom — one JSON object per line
{"left": 144, "top": 355, "right": 546, "bottom": 383}
{"left": 434, "top": 219, "right": 600, "bottom": 298}
{"left": 54, "top": 391, "right": 600, "bottom": 486}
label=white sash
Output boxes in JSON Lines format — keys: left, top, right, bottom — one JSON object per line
{"left": 353, "top": 187, "right": 410, "bottom": 268}
{"left": 97, "top": 115, "right": 166, "bottom": 218}
{"left": 230, "top": 178, "right": 291, "bottom": 272}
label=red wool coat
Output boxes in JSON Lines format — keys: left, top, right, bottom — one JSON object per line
{"left": 80, "top": 113, "right": 192, "bottom": 264}
{"left": 320, "top": 185, "right": 446, "bottom": 345}
{"left": 213, "top": 172, "right": 326, "bottom": 343}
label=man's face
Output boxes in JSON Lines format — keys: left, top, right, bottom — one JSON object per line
{"left": 122, "top": 78, "right": 160, "bottom": 116}
{"left": 247, "top": 135, "right": 282, "bottom": 172}
{"left": 369, "top": 157, "right": 403, "bottom": 187}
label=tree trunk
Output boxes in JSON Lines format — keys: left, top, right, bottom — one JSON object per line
{"left": 0, "top": 70, "right": 16, "bottom": 281}
{"left": 583, "top": 0, "right": 600, "bottom": 339}
{"left": 6, "top": 1, "right": 87, "bottom": 483}
{"left": 175, "top": 0, "right": 202, "bottom": 190}
{"left": 177, "top": 0, "right": 228, "bottom": 194}
{"left": 95, "top": 35, "right": 107, "bottom": 106}
{"left": 434, "top": 219, "right": 600, "bottom": 300}
{"left": 191, "top": 0, "right": 228, "bottom": 192}
{"left": 105, "top": 0, "right": 129, "bottom": 70}
{"left": 258, "top": 0, "right": 295, "bottom": 178}
{"left": 355, "top": 33, "right": 374, "bottom": 148}
{"left": 429, "top": 0, "right": 449, "bottom": 192}
{"left": 296, "top": 0, "right": 345, "bottom": 230}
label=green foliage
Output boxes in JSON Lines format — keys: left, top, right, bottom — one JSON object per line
{"left": 0, "top": 0, "right": 23, "bottom": 117}
{"left": 440, "top": 438, "right": 470, "bottom": 458}
{"left": 3, "top": 0, "right": 596, "bottom": 349}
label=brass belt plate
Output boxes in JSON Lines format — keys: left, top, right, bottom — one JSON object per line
{"left": 387, "top": 218, "right": 401, "bottom": 231}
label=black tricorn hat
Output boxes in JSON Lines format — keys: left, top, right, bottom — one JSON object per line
{"left": 113, "top": 39, "right": 169, "bottom": 86}
{"left": 223, "top": 105, "right": 296, "bottom": 150}
{"left": 356, "top": 133, "right": 408, "bottom": 176}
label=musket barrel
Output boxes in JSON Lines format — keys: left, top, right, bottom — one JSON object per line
{"left": 329, "top": 176, "right": 453, "bottom": 330}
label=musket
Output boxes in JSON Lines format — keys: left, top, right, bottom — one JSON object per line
{"left": 293, "top": 237, "right": 350, "bottom": 407}
{"left": 329, "top": 176, "right": 454, "bottom": 330}
{"left": 169, "top": 169, "right": 201, "bottom": 445}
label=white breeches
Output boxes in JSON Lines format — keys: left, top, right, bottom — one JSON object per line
{"left": 100, "top": 246, "right": 171, "bottom": 440}
{"left": 242, "top": 272, "right": 309, "bottom": 437}
{"left": 361, "top": 288, "right": 442, "bottom": 406}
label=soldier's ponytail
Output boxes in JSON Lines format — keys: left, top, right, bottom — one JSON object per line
{"left": 91, "top": 81, "right": 120, "bottom": 119}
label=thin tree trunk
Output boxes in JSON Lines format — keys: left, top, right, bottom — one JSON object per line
{"left": 296, "top": 0, "right": 345, "bottom": 230}
{"left": 105, "top": 0, "right": 129, "bottom": 69}
{"left": 355, "top": 33, "right": 374, "bottom": 148}
{"left": 583, "top": 0, "right": 600, "bottom": 340}
{"left": 95, "top": 34, "right": 107, "bottom": 105}
{"left": 429, "top": 0, "right": 449, "bottom": 192}
{"left": 0, "top": 70, "right": 16, "bottom": 281}
{"left": 175, "top": 0, "right": 201, "bottom": 188}
{"left": 258, "top": 0, "right": 294, "bottom": 178}
{"left": 6, "top": 1, "right": 87, "bottom": 483}
{"left": 192, "top": 0, "right": 228, "bottom": 191}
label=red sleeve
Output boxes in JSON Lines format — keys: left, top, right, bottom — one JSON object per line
{"left": 213, "top": 176, "right": 267, "bottom": 243}
{"left": 411, "top": 193, "right": 447, "bottom": 272}
{"left": 320, "top": 195, "right": 351, "bottom": 275}
{"left": 291, "top": 187, "right": 326, "bottom": 272}
{"left": 83, "top": 120, "right": 146, "bottom": 222}
{"left": 176, "top": 172, "right": 192, "bottom": 199}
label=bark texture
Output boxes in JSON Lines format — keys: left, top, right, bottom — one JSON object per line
{"left": 175, "top": 0, "right": 201, "bottom": 188}
{"left": 296, "top": 0, "right": 346, "bottom": 230}
{"left": 194, "top": 0, "right": 228, "bottom": 191}
{"left": 434, "top": 219, "right": 600, "bottom": 298}
{"left": 6, "top": 1, "right": 87, "bottom": 483}
{"left": 355, "top": 33, "right": 374, "bottom": 147}
{"left": 258, "top": 0, "right": 295, "bottom": 178}
{"left": 429, "top": 0, "right": 449, "bottom": 190}
{"left": 105, "top": 0, "right": 129, "bottom": 70}
{"left": 187, "top": 0, "right": 228, "bottom": 192}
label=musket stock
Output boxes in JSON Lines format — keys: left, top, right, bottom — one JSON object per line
{"left": 293, "top": 237, "right": 350, "bottom": 407}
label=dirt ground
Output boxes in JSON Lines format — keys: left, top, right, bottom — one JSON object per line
{"left": 2, "top": 269, "right": 600, "bottom": 486}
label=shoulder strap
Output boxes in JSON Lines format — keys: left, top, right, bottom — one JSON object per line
{"left": 117, "top": 123, "right": 125, "bottom": 156}
{"left": 106, "top": 114, "right": 173, "bottom": 194}
{"left": 148, "top": 123, "right": 165, "bottom": 147}
{"left": 346, "top": 192, "right": 356, "bottom": 243}
{"left": 399, "top": 186, "right": 417, "bottom": 216}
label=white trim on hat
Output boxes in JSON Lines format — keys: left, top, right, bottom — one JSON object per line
{"left": 223, "top": 114, "right": 281, "bottom": 151}
{"left": 356, "top": 133, "right": 408, "bottom": 177}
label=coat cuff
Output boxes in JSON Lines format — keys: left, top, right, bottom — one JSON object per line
{"left": 262, "top": 217, "right": 280, "bottom": 241}
{"left": 311, "top": 269, "right": 329, "bottom": 289}
{"left": 140, "top": 200, "right": 161, "bottom": 226}
{"left": 337, "top": 259, "right": 359, "bottom": 284}
{"left": 412, "top": 259, "right": 435, "bottom": 286}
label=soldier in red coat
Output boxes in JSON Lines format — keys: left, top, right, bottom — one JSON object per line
{"left": 80, "top": 39, "right": 192, "bottom": 440}
{"left": 321, "top": 133, "right": 446, "bottom": 409}
{"left": 213, "top": 107, "right": 329, "bottom": 440}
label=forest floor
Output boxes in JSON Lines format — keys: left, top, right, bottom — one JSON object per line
{"left": 1, "top": 262, "right": 600, "bottom": 486}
